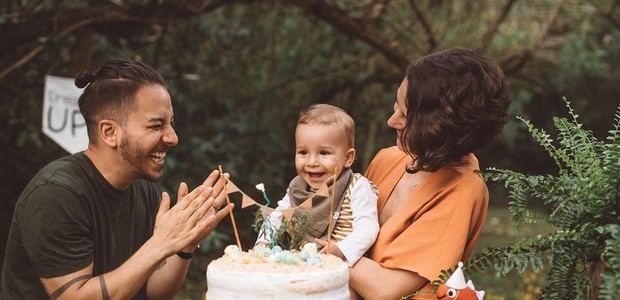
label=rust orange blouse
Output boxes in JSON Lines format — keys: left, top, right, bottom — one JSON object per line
{"left": 365, "top": 146, "right": 488, "bottom": 297}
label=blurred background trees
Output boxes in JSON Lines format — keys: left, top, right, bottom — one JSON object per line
{"left": 1, "top": 0, "right": 618, "bottom": 297}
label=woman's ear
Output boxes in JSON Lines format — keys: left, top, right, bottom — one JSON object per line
{"left": 344, "top": 148, "right": 356, "bottom": 168}
{"left": 98, "top": 119, "right": 120, "bottom": 148}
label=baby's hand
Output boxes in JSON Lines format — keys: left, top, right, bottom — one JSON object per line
{"left": 315, "top": 238, "right": 345, "bottom": 261}
{"left": 254, "top": 242, "right": 269, "bottom": 248}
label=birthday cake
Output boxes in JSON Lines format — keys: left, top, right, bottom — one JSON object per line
{"left": 206, "top": 244, "right": 349, "bottom": 299}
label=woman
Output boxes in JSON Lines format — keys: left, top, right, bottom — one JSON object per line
{"left": 349, "top": 48, "right": 511, "bottom": 299}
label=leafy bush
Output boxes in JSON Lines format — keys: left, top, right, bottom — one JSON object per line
{"left": 468, "top": 98, "right": 620, "bottom": 299}
{"left": 252, "top": 209, "right": 311, "bottom": 250}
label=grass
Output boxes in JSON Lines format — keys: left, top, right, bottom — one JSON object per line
{"left": 175, "top": 205, "right": 556, "bottom": 300}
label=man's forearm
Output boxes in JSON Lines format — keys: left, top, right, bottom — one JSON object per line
{"left": 42, "top": 239, "right": 168, "bottom": 300}
{"left": 146, "top": 250, "right": 195, "bottom": 299}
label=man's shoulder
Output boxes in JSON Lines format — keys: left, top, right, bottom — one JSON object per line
{"left": 36, "top": 153, "right": 90, "bottom": 180}
{"left": 17, "top": 153, "right": 94, "bottom": 203}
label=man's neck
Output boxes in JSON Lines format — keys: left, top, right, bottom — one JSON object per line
{"left": 84, "top": 147, "right": 133, "bottom": 190}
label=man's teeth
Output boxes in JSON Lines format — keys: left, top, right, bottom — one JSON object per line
{"left": 150, "top": 152, "right": 166, "bottom": 159}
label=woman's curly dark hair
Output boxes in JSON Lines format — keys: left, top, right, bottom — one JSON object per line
{"left": 400, "top": 48, "right": 511, "bottom": 173}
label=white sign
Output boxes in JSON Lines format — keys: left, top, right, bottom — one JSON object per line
{"left": 42, "top": 75, "right": 88, "bottom": 154}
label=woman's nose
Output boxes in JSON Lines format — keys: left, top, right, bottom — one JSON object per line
{"left": 387, "top": 112, "right": 402, "bottom": 129}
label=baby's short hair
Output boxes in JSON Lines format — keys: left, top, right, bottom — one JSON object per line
{"left": 297, "top": 104, "right": 355, "bottom": 149}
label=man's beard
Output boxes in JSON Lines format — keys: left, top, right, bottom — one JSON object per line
{"left": 119, "top": 137, "right": 163, "bottom": 182}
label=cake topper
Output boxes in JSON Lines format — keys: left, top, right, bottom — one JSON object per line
{"left": 219, "top": 174, "right": 337, "bottom": 251}
{"left": 218, "top": 165, "right": 241, "bottom": 249}
{"left": 435, "top": 262, "right": 485, "bottom": 300}
{"left": 255, "top": 183, "right": 276, "bottom": 248}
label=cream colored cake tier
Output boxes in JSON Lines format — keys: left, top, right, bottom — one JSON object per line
{"left": 206, "top": 244, "right": 349, "bottom": 299}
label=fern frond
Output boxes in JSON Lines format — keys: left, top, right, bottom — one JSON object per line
{"left": 603, "top": 105, "right": 620, "bottom": 221}
{"left": 541, "top": 249, "right": 577, "bottom": 299}
{"left": 553, "top": 116, "right": 603, "bottom": 177}
{"left": 598, "top": 223, "right": 620, "bottom": 299}
{"left": 465, "top": 246, "right": 510, "bottom": 274}
{"left": 517, "top": 116, "right": 563, "bottom": 170}
{"left": 549, "top": 197, "right": 585, "bottom": 230}
{"left": 483, "top": 99, "right": 619, "bottom": 298}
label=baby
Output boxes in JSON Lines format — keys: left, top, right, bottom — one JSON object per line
{"left": 256, "top": 104, "right": 379, "bottom": 266}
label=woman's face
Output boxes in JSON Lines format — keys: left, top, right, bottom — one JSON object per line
{"left": 387, "top": 78, "right": 408, "bottom": 151}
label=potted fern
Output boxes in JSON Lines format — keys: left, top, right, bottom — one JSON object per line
{"left": 467, "top": 98, "right": 620, "bottom": 299}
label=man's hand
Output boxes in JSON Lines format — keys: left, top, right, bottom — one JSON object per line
{"left": 152, "top": 170, "right": 233, "bottom": 257}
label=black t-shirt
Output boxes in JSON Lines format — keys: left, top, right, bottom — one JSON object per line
{"left": 1, "top": 152, "right": 159, "bottom": 299}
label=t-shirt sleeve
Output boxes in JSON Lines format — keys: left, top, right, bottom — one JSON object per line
{"left": 17, "top": 183, "right": 94, "bottom": 278}
{"left": 378, "top": 177, "right": 487, "bottom": 281}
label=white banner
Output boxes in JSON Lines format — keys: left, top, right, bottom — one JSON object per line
{"left": 42, "top": 75, "right": 88, "bottom": 154}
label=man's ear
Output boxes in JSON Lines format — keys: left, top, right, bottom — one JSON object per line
{"left": 98, "top": 119, "right": 120, "bottom": 148}
{"left": 344, "top": 148, "right": 356, "bottom": 168}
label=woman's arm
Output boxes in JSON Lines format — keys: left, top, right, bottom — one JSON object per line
{"left": 349, "top": 257, "right": 428, "bottom": 299}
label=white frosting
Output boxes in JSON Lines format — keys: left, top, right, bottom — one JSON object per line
{"left": 206, "top": 246, "right": 349, "bottom": 299}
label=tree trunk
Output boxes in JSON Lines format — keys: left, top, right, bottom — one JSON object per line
{"left": 589, "top": 259, "right": 604, "bottom": 299}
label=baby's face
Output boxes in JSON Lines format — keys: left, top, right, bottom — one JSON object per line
{"left": 294, "top": 123, "right": 355, "bottom": 190}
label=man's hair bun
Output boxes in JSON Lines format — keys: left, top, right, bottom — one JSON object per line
{"left": 75, "top": 70, "right": 94, "bottom": 88}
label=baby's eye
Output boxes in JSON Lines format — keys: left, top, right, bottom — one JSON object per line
{"left": 320, "top": 150, "right": 330, "bottom": 155}
{"left": 297, "top": 150, "right": 308, "bottom": 155}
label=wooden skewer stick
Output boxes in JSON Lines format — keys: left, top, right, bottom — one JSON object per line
{"left": 326, "top": 167, "right": 338, "bottom": 255}
{"left": 218, "top": 165, "right": 242, "bottom": 250}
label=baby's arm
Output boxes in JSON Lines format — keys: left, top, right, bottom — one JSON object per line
{"left": 333, "top": 177, "right": 379, "bottom": 266}
{"left": 255, "top": 193, "right": 291, "bottom": 246}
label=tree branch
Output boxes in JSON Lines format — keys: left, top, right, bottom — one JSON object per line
{"left": 500, "top": 0, "right": 564, "bottom": 75}
{"left": 361, "top": 0, "right": 391, "bottom": 25}
{"left": 289, "top": 0, "right": 410, "bottom": 71}
{"left": 406, "top": 0, "right": 436, "bottom": 50}
{"left": 586, "top": 0, "right": 620, "bottom": 28}
{"left": 0, "top": 0, "right": 231, "bottom": 81}
{"left": 479, "top": 0, "right": 517, "bottom": 53}
{"left": 0, "top": 14, "right": 149, "bottom": 81}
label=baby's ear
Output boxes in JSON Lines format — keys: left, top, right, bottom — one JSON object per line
{"left": 344, "top": 148, "right": 356, "bottom": 168}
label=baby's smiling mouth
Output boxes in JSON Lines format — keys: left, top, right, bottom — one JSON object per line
{"left": 308, "top": 172, "right": 325, "bottom": 179}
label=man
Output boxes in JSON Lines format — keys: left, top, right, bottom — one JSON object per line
{"left": 1, "top": 59, "right": 231, "bottom": 299}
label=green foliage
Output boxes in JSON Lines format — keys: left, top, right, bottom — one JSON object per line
{"left": 252, "top": 208, "right": 311, "bottom": 250}
{"left": 468, "top": 98, "right": 620, "bottom": 299}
